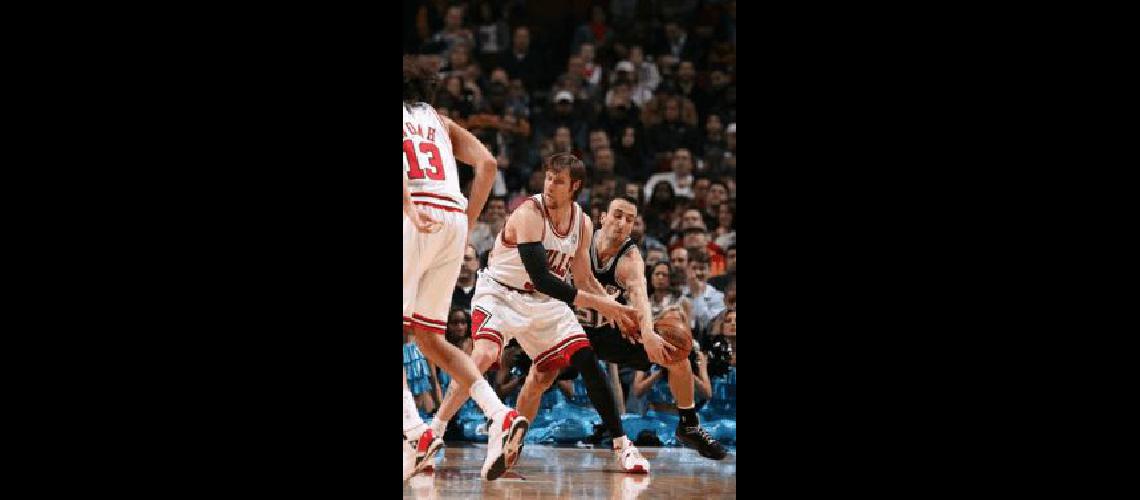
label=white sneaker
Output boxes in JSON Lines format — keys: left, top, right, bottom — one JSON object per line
{"left": 403, "top": 426, "right": 444, "bottom": 481}
{"left": 482, "top": 409, "right": 529, "bottom": 481}
{"left": 615, "top": 443, "right": 650, "bottom": 474}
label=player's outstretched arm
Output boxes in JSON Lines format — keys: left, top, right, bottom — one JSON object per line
{"left": 616, "top": 247, "right": 676, "bottom": 362}
{"left": 443, "top": 115, "right": 496, "bottom": 230}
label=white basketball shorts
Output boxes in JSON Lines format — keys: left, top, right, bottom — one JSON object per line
{"left": 403, "top": 204, "right": 467, "bottom": 334}
{"left": 469, "top": 271, "right": 590, "bottom": 372}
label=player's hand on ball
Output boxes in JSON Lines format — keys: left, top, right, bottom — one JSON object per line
{"left": 641, "top": 330, "right": 675, "bottom": 365}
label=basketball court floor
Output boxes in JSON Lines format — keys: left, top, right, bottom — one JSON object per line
{"left": 404, "top": 443, "right": 736, "bottom": 499}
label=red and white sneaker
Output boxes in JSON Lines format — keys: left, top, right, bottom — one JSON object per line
{"left": 403, "top": 426, "right": 444, "bottom": 481}
{"left": 615, "top": 443, "right": 650, "bottom": 474}
{"left": 482, "top": 409, "right": 529, "bottom": 481}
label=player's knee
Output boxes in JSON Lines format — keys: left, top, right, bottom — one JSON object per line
{"left": 528, "top": 366, "right": 558, "bottom": 389}
{"left": 665, "top": 356, "right": 691, "bottom": 372}
{"left": 471, "top": 340, "right": 499, "bottom": 372}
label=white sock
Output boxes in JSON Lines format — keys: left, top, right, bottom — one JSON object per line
{"left": 430, "top": 417, "right": 448, "bottom": 437}
{"left": 468, "top": 379, "right": 508, "bottom": 420}
{"left": 613, "top": 435, "right": 630, "bottom": 450}
{"left": 403, "top": 373, "right": 426, "bottom": 435}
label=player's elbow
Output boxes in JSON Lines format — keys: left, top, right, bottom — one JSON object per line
{"left": 472, "top": 155, "right": 497, "bottom": 175}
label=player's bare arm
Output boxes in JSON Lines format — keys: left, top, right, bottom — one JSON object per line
{"left": 570, "top": 214, "right": 608, "bottom": 296}
{"left": 510, "top": 203, "right": 637, "bottom": 329}
{"left": 615, "top": 246, "right": 676, "bottom": 362}
{"left": 443, "top": 115, "right": 497, "bottom": 230}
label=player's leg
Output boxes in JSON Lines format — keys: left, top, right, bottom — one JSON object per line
{"left": 664, "top": 354, "right": 728, "bottom": 460}
{"left": 402, "top": 215, "right": 443, "bottom": 481}
{"left": 530, "top": 307, "right": 649, "bottom": 473}
{"left": 515, "top": 361, "right": 560, "bottom": 423}
{"left": 429, "top": 337, "right": 502, "bottom": 437}
{"left": 410, "top": 211, "right": 526, "bottom": 481}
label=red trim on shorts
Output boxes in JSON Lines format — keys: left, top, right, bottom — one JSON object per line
{"left": 411, "top": 192, "right": 460, "bottom": 205}
{"left": 413, "top": 314, "right": 446, "bottom": 326}
{"left": 473, "top": 329, "right": 504, "bottom": 347}
{"left": 534, "top": 333, "right": 588, "bottom": 366}
{"left": 414, "top": 201, "right": 464, "bottom": 213}
{"left": 535, "top": 337, "right": 592, "bottom": 372}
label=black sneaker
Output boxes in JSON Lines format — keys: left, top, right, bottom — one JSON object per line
{"left": 675, "top": 425, "right": 728, "bottom": 460}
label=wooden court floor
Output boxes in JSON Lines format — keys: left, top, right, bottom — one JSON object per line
{"left": 404, "top": 443, "right": 736, "bottom": 499}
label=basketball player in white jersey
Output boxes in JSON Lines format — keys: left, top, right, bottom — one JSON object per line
{"left": 428, "top": 153, "right": 653, "bottom": 474}
{"left": 402, "top": 55, "right": 527, "bottom": 482}
{"left": 520, "top": 196, "right": 728, "bottom": 460}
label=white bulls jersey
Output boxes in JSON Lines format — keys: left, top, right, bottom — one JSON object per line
{"left": 484, "top": 193, "right": 584, "bottom": 293}
{"left": 402, "top": 102, "right": 467, "bottom": 211}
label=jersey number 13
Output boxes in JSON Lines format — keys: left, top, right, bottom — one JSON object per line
{"left": 403, "top": 139, "right": 446, "bottom": 180}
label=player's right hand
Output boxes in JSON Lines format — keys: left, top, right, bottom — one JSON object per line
{"left": 406, "top": 206, "right": 440, "bottom": 233}
{"left": 641, "top": 330, "right": 676, "bottom": 365}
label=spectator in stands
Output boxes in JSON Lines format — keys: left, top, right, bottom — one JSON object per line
{"left": 708, "top": 244, "right": 736, "bottom": 292}
{"left": 681, "top": 250, "right": 725, "bottom": 335}
{"left": 430, "top": 5, "right": 475, "bottom": 56}
{"left": 712, "top": 203, "right": 736, "bottom": 249}
{"left": 613, "top": 126, "right": 651, "bottom": 182}
{"left": 647, "top": 261, "right": 691, "bottom": 319}
{"left": 577, "top": 42, "right": 604, "bottom": 97}
{"left": 644, "top": 147, "right": 696, "bottom": 201}
{"left": 451, "top": 245, "right": 480, "bottom": 311}
{"left": 721, "top": 308, "right": 736, "bottom": 366}
{"left": 642, "top": 179, "right": 677, "bottom": 242}
{"left": 659, "top": 20, "right": 700, "bottom": 63}
{"left": 468, "top": 196, "right": 507, "bottom": 258}
{"left": 670, "top": 246, "right": 688, "bottom": 271}
{"left": 500, "top": 26, "right": 543, "bottom": 92}
{"left": 597, "top": 83, "right": 642, "bottom": 149}
{"left": 674, "top": 219, "right": 727, "bottom": 277}
{"left": 472, "top": 0, "right": 509, "bottom": 67}
{"left": 627, "top": 44, "right": 661, "bottom": 92}
{"left": 573, "top": 5, "right": 615, "bottom": 53}
{"left": 706, "top": 179, "right": 729, "bottom": 218}
{"left": 646, "top": 98, "right": 700, "bottom": 160}
{"left": 445, "top": 307, "right": 472, "bottom": 353}
{"left": 675, "top": 60, "right": 710, "bottom": 120}
{"left": 586, "top": 128, "right": 610, "bottom": 167}
{"left": 536, "top": 91, "right": 588, "bottom": 152}
{"left": 631, "top": 214, "right": 665, "bottom": 257}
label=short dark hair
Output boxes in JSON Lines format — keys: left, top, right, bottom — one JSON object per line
{"left": 543, "top": 153, "right": 587, "bottom": 199}
{"left": 688, "top": 249, "right": 710, "bottom": 265}
{"left": 608, "top": 195, "right": 640, "bottom": 214}
{"left": 403, "top": 55, "right": 441, "bottom": 105}
{"left": 727, "top": 243, "right": 736, "bottom": 253}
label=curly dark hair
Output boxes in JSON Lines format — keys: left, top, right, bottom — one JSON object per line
{"left": 403, "top": 55, "right": 441, "bottom": 105}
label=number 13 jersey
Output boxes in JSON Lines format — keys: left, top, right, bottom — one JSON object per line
{"left": 403, "top": 102, "right": 466, "bottom": 211}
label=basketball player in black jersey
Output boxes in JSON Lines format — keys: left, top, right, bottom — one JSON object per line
{"left": 516, "top": 195, "right": 727, "bottom": 460}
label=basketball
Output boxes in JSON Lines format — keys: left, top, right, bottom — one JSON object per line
{"left": 654, "top": 315, "right": 692, "bottom": 364}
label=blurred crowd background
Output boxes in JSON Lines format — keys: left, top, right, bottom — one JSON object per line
{"left": 403, "top": 0, "right": 737, "bottom": 448}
